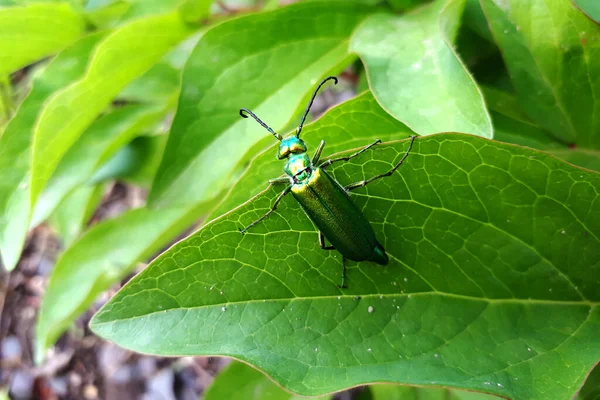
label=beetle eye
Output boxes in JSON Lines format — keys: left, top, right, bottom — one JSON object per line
{"left": 277, "top": 145, "right": 290, "bottom": 159}
{"left": 291, "top": 142, "right": 307, "bottom": 154}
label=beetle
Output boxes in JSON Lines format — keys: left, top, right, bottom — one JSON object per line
{"left": 239, "top": 76, "right": 416, "bottom": 287}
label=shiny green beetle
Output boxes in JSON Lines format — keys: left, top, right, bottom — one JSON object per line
{"left": 240, "top": 76, "right": 416, "bottom": 287}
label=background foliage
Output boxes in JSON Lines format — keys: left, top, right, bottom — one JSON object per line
{"left": 0, "top": 0, "right": 598, "bottom": 399}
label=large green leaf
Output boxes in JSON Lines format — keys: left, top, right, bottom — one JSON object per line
{"left": 148, "top": 1, "right": 373, "bottom": 207}
{"left": 205, "top": 361, "right": 331, "bottom": 400}
{"left": 351, "top": 0, "right": 492, "bottom": 138}
{"left": 0, "top": 3, "right": 86, "bottom": 76}
{"left": 480, "top": 0, "right": 600, "bottom": 147}
{"left": 29, "top": 12, "right": 192, "bottom": 210}
{"left": 0, "top": 33, "right": 105, "bottom": 271}
{"left": 31, "top": 104, "right": 166, "bottom": 227}
{"left": 35, "top": 204, "right": 205, "bottom": 363}
{"left": 92, "top": 130, "right": 600, "bottom": 399}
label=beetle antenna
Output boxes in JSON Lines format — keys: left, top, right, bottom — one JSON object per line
{"left": 296, "top": 76, "right": 338, "bottom": 138}
{"left": 240, "top": 108, "right": 282, "bottom": 141}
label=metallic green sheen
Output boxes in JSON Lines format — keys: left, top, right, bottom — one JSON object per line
{"left": 291, "top": 167, "right": 388, "bottom": 265}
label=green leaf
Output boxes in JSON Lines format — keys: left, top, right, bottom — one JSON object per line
{"left": 482, "top": 86, "right": 600, "bottom": 172}
{"left": 0, "top": 3, "right": 86, "bottom": 76}
{"left": 351, "top": 0, "right": 493, "bottom": 138}
{"left": 0, "top": 33, "right": 105, "bottom": 271}
{"left": 31, "top": 104, "right": 167, "bottom": 227}
{"left": 148, "top": 1, "right": 373, "bottom": 207}
{"left": 480, "top": 0, "right": 600, "bottom": 147}
{"left": 48, "top": 184, "right": 106, "bottom": 247}
{"left": 387, "top": 0, "right": 425, "bottom": 12}
{"left": 572, "top": 0, "right": 600, "bottom": 24}
{"left": 110, "top": 135, "right": 169, "bottom": 188}
{"left": 463, "top": 0, "right": 493, "bottom": 42}
{"left": 91, "top": 119, "right": 600, "bottom": 400}
{"left": 366, "top": 384, "right": 500, "bottom": 399}
{"left": 205, "top": 361, "right": 331, "bottom": 400}
{"left": 90, "top": 135, "right": 169, "bottom": 188}
{"left": 30, "top": 12, "right": 192, "bottom": 211}
{"left": 84, "top": 0, "right": 212, "bottom": 27}
{"left": 35, "top": 204, "right": 205, "bottom": 363}
{"left": 0, "top": 76, "right": 12, "bottom": 127}
{"left": 118, "top": 62, "right": 181, "bottom": 104}
{"left": 178, "top": 0, "right": 213, "bottom": 22}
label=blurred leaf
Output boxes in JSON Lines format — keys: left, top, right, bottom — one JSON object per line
{"left": 0, "top": 3, "right": 86, "bottom": 76}
{"left": 387, "top": 0, "right": 425, "bottom": 12}
{"left": 351, "top": 0, "right": 493, "bottom": 138}
{"left": 463, "top": 0, "right": 493, "bottom": 42}
{"left": 572, "top": 0, "right": 600, "bottom": 23}
{"left": 178, "top": 0, "right": 213, "bottom": 22}
{"left": 576, "top": 363, "right": 600, "bottom": 400}
{"left": 208, "top": 91, "right": 414, "bottom": 220}
{"left": 0, "top": 76, "right": 12, "bottom": 126}
{"left": 483, "top": 86, "right": 600, "bottom": 172}
{"left": 118, "top": 62, "right": 181, "bottom": 104}
{"left": 92, "top": 108, "right": 599, "bottom": 400}
{"left": 481, "top": 0, "right": 600, "bottom": 147}
{"left": 90, "top": 135, "right": 169, "bottom": 188}
{"left": 149, "top": 1, "right": 373, "bottom": 207}
{"left": 205, "top": 361, "right": 331, "bottom": 400}
{"left": 163, "top": 31, "right": 204, "bottom": 70}
{"left": 31, "top": 104, "right": 166, "bottom": 227}
{"left": 114, "top": 135, "right": 169, "bottom": 187}
{"left": 0, "top": 33, "right": 104, "bottom": 271}
{"left": 29, "top": 12, "right": 192, "bottom": 215}
{"left": 367, "top": 384, "right": 500, "bottom": 399}
{"left": 48, "top": 184, "right": 106, "bottom": 247}
{"left": 35, "top": 203, "right": 205, "bottom": 363}
{"left": 85, "top": 0, "right": 213, "bottom": 27}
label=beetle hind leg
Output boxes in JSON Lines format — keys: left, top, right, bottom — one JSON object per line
{"left": 339, "top": 257, "right": 348, "bottom": 289}
{"left": 240, "top": 186, "right": 291, "bottom": 233}
{"left": 318, "top": 231, "right": 335, "bottom": 250}
{"left": 318, "top": 232, "right": 347, "bottom": 288}
{"left": 346, "top": 135, "right": 416, "bottom": 191}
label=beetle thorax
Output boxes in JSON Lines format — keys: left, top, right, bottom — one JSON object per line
{"left": 284, "top": 153, "right": 311, "bottom": 182}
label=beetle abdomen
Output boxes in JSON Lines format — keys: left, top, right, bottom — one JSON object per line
{"left": 291, "top": 168, "right": 387, "bottom": 263}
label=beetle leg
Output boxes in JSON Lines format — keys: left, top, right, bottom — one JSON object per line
{"left": 319, "top": 139, "right": 382, "bottom": 169}
{"left": 339, "top": 257, "right": 348, "bottom": 289}
{"left": 311, "top": 140, "right": 326, "bottom": 165}
{"left": 269, "top": 177, "right": 290, "bottom": 185}
{"left": 318, "top": 231, "right": 335, "bottom": 250}
{"left": 346, "top": 135, "right": 416, "bottom": 191}
{"left": 240, "top": 186, "right": 291, "bottom": 233}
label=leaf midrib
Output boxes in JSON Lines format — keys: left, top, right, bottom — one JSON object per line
{"left": 93, "top": 291, "right": 598, "bottom": 326}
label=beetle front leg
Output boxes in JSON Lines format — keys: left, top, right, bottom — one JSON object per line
{"left": 346, "top": 135, "right": 416, "bottom": 191}
{"left": 269, "top": 177, "right": 290, "bottom": 185}
{"left": 240, "top": 186, "right": 291, "bottom": 233}
{"left": 311, "top": 140, "right": 326, "bottom": 165}
{"left": 319, "top": 139, "right": 382, "bottom": 169}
